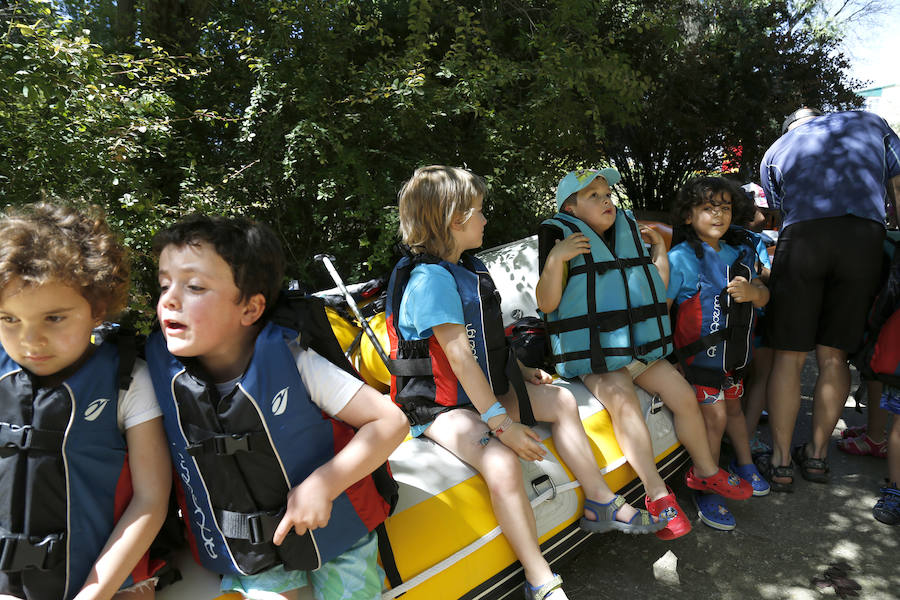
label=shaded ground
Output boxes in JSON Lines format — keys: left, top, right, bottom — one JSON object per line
{"left": 558, "top": 355, "right": 899, "bottom": 600}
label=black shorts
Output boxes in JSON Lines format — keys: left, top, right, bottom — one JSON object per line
{"left": 764, "top": 215, "right": 885, "bottom": 353}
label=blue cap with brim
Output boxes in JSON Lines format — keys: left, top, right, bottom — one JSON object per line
{"left": 555, "top": 168, "right": 621, "bottom": 210}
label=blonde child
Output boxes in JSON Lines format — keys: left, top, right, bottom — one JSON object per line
{"left": 146, "top": 215, "right": 408, "bottom": 600}
{"left": 0, "top": 203, "right": 170, "bottom": 599}
{"left": 386, "top": 166, "right": 664, "bottom": 600}
{"left": 536, "top": 168, "right": 752, "bottom": 541}
{"left": 667, "top": 176, "right": 771, "bottom": 529}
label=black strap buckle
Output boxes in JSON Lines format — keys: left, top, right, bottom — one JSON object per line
{"left": 0, "top": 424, "right": 31, "bottom": 456}
{"left": 0, "top": 533, "right": 64, "bottom": 572}
{"left": 215, "top": 434, "right": 251, "bottom": 455}
{"left": 246, "top": 512, "right": 281, "bottom": 545}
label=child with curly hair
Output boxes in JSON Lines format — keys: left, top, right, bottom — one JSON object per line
{"left": 668, "top": 177, "right": 771, "bottom": 529}
{"left": 0, "top": 202, "right": 170, "bottom": 599}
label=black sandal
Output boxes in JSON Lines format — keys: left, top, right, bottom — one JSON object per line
{"left": 754, "top": 452, "right": 795, "bottom": 493}
{"left": 792, "top": 444, "right": 830, "bottom": 483}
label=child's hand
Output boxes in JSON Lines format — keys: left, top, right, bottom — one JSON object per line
{"left": 726, "top": 276, "right": 755, "bottom": 303}
{"left": 520, "top": 364, "right": 553, "bottom": 385}
{"left": 639, "top": 225, "right": 664, "bottom": 247}
{"left": 549, "top": 233, "right": 591, "bottom": 263}
{"left": 273, "top": 476, "right": 333, "bottom": 545}
{"left": 496, "top": 423, "right": 547, "bottom": 462}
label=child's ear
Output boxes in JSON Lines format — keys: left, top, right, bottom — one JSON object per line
{"left": 240, "top": 293, "right": 267, "bottom": 326}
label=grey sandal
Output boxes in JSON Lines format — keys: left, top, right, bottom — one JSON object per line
{"left": 579, "top": 495, "right": 667, "bottom": 534}
{"left": 524, "top": 574, "right": 564, "bottom": 600}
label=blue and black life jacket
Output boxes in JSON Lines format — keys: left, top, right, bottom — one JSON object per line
{"left": 0, "top": 328, "right": 145, "bottom": 600}
{"left": 539, "top": 210, "right": 673, "bottom": 378}
{"left": 385, "top": 250, "right": 534, "bottom": 428}
{"left": 146, "top": 294, "right": 396, "bottom": 576}
{"left": 670, "top": 236, "right": 757, "bottom": 389}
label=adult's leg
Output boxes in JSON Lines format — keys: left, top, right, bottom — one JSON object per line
{"left": 423, "top": 409, "right": 555, "bottom": 588}
{"left": 807, "top": 345, "right": 850, "bottom": 463}
{"left": 636, "top": 360, "right": 720, "bottom": 478}
{"left": 765, "top": 349, "right": 807, "bottom": 477}
{"left": 581, "top": 371, "right": 669, "bottom": 502}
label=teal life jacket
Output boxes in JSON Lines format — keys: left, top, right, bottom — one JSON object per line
{"left": 539, "top": 210, "right": 673, "bottom": 377}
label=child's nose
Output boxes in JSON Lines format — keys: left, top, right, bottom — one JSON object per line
{"left": 22, "top": 325, "right": 46, "bottom": 348}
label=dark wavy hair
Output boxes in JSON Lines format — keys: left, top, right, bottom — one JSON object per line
{"left": 671, "top": 176, "right": 756, "bottom": 257}
{"left": 152, "top": 214, "right": 285, "bottom": 311}
{"left": 0, "top": 202, "right": 130, "bottom": 319}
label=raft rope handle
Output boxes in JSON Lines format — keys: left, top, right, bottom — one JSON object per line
{"left": 380, "top": 479, "right": 583, "bottom": 600}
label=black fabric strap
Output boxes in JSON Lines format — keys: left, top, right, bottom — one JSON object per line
{"left": 675, "top": 327, "right": 730, "bottom": 361}
{"left": 505, "top": 346, "right": 535, "bottom": 427}
{"left": 0, "top": 532, "right": 65, "bottom": 572}
{"left": 388, "top": 357, "right": 433, "bottom": 377}
{"left": 376, "top": 522, "right": 403, "bottom": 591}
{"left": 216, "top": 508, "right": 283, "bottom": 545}
{"left": 545, "top": 303, "right": 669, "bottom": 336}
{"left": 567, "top": 255, "right": 652, "bottom": 278}
{"left": 0, "top": 423, "right": 64, "bottom": 455}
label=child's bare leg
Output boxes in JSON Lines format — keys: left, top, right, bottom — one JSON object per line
{"left": 424, "top": 409, "right": 554, "bottom": 588}
{"left": 636, "top": 360, "right": 720, "bottom": 477}
{"left": 582, "top": 372, "right": 668, "bottom": 501}
{"left": 501, "top": 382, "right": 643, "bottom": 523}
{"left": 700, "top": 401, "right": 727, "bottom": 465}
{"left": 726, "top": 397, "right": 754, "bottom": 466}
{"left": 889, "top": 417, "right": 900, "bottom": 485}
{"left": 865, "top": 380, "right": 890, "bottom": 443}
{"left": 743, "top": 346, "right": 773, "bottom": 435}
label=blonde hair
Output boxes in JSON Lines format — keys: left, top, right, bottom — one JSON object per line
{"left": 0, "top": 202, "right": 130, "bottom": 320}
{"left": 398, "top": 166, "right": 486, "bottom": 259}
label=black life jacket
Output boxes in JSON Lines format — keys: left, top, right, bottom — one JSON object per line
{"left": 146, "top": 293, "right": 397, "bottom": 576}
{"left": 0, "top": 328, "right": 142, "bottom": 600}
{"left": 385, "top": 251, "right": 534, "bottom": 428}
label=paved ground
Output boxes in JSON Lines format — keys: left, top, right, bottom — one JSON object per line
{"left": 558, "top": 356, "right": 899, "bottom": 600}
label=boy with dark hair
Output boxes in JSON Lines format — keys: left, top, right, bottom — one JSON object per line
{"left": 146, "top": 214, "right": 408, "bottom": 600}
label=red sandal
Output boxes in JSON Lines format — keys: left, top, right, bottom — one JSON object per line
{"left": 837, "top": 433, "right": 887, "bottom": 458}
{"left": 685, "top": 466, "right": 752, "bottom": 500}
{"left": 645, "top": 486, "right": 691, "bottom": 540}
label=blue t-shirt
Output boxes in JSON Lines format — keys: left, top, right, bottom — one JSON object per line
{"left": 760, "top": 110, "right": 900, "bottom": 229}
{"left": 397, "top": 263, "right": 465, "bottom": 436}
{"left": 667, "top": 241, "right": 758, "bottom": 305}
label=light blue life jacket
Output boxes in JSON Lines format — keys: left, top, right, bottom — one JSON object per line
{"left": 670, "top": 236, "right": 757, "bottom": 388}
{"left": 540, "top": 210, "right": 673, "bottom": 377}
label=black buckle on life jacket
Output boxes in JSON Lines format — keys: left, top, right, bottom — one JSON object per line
{"left": 216, "top": 433, "right": 251, "bottom": 456}
{"left": 0, "top": 424, "right": 32, "bottom": 456}
{"left": 0, "top": 532, "right": 64, "bottom": 572}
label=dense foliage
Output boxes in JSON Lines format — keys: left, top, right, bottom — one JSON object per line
{"left": 0, "top": 0, "right": 866, "bottom": 323}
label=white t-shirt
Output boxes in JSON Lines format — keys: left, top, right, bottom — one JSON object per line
{"left": 118, "top": 359, "right": 163, "bottom": 432}
{"left": 213, "top": 341, "right": 364, "bottom": 419}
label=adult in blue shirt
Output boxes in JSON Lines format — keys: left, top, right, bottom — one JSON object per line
{"left": 758, "top": 108, "right": 900, "bottom": 491}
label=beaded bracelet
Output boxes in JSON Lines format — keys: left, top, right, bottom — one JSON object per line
{"left": 491, "top": 415, "right": 514, "bottom": 437}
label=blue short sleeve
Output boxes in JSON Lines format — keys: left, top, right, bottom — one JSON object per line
{"left": 398, "top": 264, "right": 465, "bottom": 341}
{"left": 667, "top": 243, "right": 697, "bottom": 303}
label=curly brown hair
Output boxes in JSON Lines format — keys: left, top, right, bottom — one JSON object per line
{"left": 0, "top": 202, "right": 130, "bottom": 319}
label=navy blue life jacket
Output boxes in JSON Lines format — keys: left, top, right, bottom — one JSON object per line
{"left": 0, "top": 330, "right": 141, "bottom": 600}
{"left": 670, "top": 237, "right": 757, "bottom": 389}
{"left": 146, "top": 305, "right": 393, "bottom": 576}
{"left": 539, "top": 210, "right": 673, "bottom": 377}
{"left": 385, "top": 251, "right": 533, "bottom": 428}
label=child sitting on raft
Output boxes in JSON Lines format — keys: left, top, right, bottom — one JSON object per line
{"left": 386, "top": 166, "right": 664, "bottom": 600}
{"left": 535, "top": 168, "right": 752, "bottom": 541}
{"left": 667, "top": 176, "right": 772, "bottom": 530}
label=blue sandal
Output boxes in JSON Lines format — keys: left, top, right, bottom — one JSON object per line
{"left": 524, "top": 574, "right": 565, "bottom": 600}
{"left": 729, "top": 460, "right": 771, "bottom": 496}
{"left": 579, "top": 495, "right": 667, "bottom": 534}
{"left": 873, "top": 481, "right": 900, "bottom": 526}
{"left": 694, "top": 492, "right": 735, "bottom": 531}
